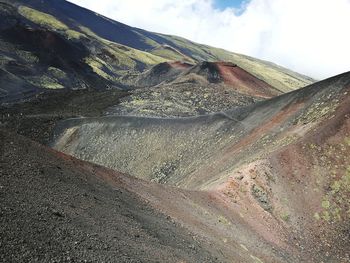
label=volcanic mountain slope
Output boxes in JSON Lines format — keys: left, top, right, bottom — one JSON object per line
{"left": 1, "top": 0, "right": 349, "bottom": 262}
{"left": 53, "top": 72, "right": 350, "bottom": 187}
{"left": 53, "top": 72, "right": 350, "bottom": 262}
{"left": 2, "top": 128, "right": 316, "bottom": 263}
{"left": 0, "top": 88, "right": 133, "bottom": 151}
{"left": 0, "top": 1, "right": 153, "bottom": 103}
{"left": 1, "top": 78, "right": 349, "bottom": 263}
{"left": 0, "top": 130, "right": 228, "bottom": 262}
{"left": 0, "top": 0, "right": 314, "bottom": 104}
{"left": 120, "top": 61, "right": 194, "bottom": 88}
{"left": 111, "top": 61, "right": 282, "bottom": 117}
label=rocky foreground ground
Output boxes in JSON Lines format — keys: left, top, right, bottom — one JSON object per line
{"left": 1, "top": 72, "right": 350, "bottom": 262}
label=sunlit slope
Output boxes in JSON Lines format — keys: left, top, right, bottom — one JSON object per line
{"left": 53, "top": 72, "right": 350, "bottom": 189}
{"left": 3, "top": 0, "right": 314, "bottom": 93}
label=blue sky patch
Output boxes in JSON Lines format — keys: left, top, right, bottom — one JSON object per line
{"left": 214, "top": 0, "right": 246, "bottom": 10}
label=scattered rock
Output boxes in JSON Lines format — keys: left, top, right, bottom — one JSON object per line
{"left": 51, "top": 209, "right": 64, "bottom": 218}
{"left": 251, "top": 184, "right": 272, "bottom": 212}
{"left": 235, "top": 175, "right": 244, "bottom": 180}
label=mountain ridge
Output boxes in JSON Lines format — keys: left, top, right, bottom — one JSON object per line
{"left": 0, "top": 0, "right": 314, "bottom": 105}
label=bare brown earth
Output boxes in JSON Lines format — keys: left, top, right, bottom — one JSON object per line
{"left": 52, "top": 72, "right": 350, "bottom": 262}
{"left": 169, "top": 61, "right": 193, "bottom": 70}
{"left": 0, "top": 129, "right": 302, "bottom": 263}
{"left": 0, "top": 129, "right": 226, "bottom": 262}
{"left": 215, "top": 62, "right": 280, "bottom": 98}
{"left": 1, "top": 73, "right": 349, "bottom": 262}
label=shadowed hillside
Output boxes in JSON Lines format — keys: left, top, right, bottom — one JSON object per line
{"left": 0, "top": 0, "right": 314, "bottom": 104}
{"left": 0, "top": 130, "right": 226, "bottom": 262}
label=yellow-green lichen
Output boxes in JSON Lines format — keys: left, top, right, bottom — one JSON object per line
{"left": 65, "top": 29, "right": 85, "bottom": 40}
{"left": 218, "top": 215, "right": 231, "bottom": 225}
{"left": 27, "top": 75, "right": 64, "bottom": 89}
{"left": 296, "top": 96, "right": 339, "bottom": 125}
{"left": 344, "top": 137, "right": 350, "bottom": 146}
{"left": 85, "top": 57, "right": 113, "bottom": 80}
{"left": 317, "top": 167, "right": 350, "bottom": 222}
{"left": 79, "top": 26, "right": 166, "bottom": 69}
{"left": 331, "top": 181, "right": 341, "bottom": 193}
{"left": 15, "top": 50, "right": 39, "bottom": 64}
{"left": 48, "top": 67, "right": 67, "bottom": 79}
{"left": 78, "top": 26, "right": 100, "bottom": 39}
{"left": 321, "top": 210, "right": 331, "bottom": 222}
{"left": 18, "top": 6, "right": 68, "bottom": 31}
{"left": 314, "top": 212, "right": 320, "bottom": 220}
{"left": 250, "top": 255, "right": 264, "bottom": 263}
{"left": 322, "top": 200, "right": 330, "bottom": 209}
{"left": 150, "top": 45, "right": 194, "bottom": 63}
{"left": 280, "top": 211, "right": 290, "bottom": 222}
{"left": 18, "top": 6, "right": 85, "bottom": 41}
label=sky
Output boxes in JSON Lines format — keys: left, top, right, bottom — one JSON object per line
{"left": 68, "top": 0, "right": 350, "bottom": 80}
{"left": 214, "top": 0, "right": 245, "bottom": 10}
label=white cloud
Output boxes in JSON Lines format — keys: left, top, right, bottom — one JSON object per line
{"left": 68, "top": 0, "right": 350, "bottom": 79}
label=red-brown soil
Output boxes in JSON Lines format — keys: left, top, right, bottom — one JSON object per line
{"left": 178, "top": 61, "right": 280, "bottom": 99}
{"left": 0, "top": 129, "right": 225, "bottom": 262}
{"left": 0, "top": 129, "right": 295, "bottom": 262}
{"left": 169, "top": 61, "right": 193, "bottom": 70}
{"left": 215, "top": 62, "right": 280, "bottom": 98}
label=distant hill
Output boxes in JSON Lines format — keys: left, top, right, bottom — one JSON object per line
{"left": 0, "top": 0, "right": 314, "bottom": 104}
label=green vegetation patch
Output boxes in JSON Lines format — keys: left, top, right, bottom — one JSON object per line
{"left": 132, "top": 30, "right": 160, "bottom": 48}
{"left": 280, "top": 211, "right": 290, "bottom": 222}
{"left": 344, "top": 137, "right": 350, "bottom": 146}
{"left": 218, "top": 215, "right": 231, "bottom": 225}
{"left": 18, "top": 6, "right": 84, "bottom": 40}
{"left": 296, "top": 94, "right": 339, "bottom": 125}
{"left": 150, "top": 45, "right": 194, "bottom": 63}
{"left": 65, "top": 29, "right": 85, "bottom": 40}
{"left": 79, "top": 26, "right": 166, "bottom": 70}
{"left": 310, "top": 140, "right": 350, "bottom": 223}
{"left": 18, "top": 6, "right": 68, "bottom": 31}
{"left": 15, "top": 50, "right": 39, "bottom": 64}
{"left": 85, "top": 57, "right": 113, "bottom": 80}
{"left": 48, "top": 67, "right": 67, "bottom": 79}
{"left": 27, "top": 75, "right": 65, "bottom": 89}
{"left": 125, "top": 47, "right": 167, "bottom": 66}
